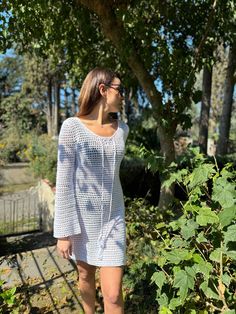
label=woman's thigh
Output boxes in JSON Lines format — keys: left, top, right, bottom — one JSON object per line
{"left": 99, "top": 266, "right": 124, "bottom": 297}
{"left": 76, "top": 260, "right": 97, "bottom": 280}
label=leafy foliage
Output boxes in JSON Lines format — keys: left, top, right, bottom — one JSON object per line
{"left": 0, "top": 277, "right": 18, "bottom": 313}
{"left": 0, "top": 126, "right": 30, "bottom": 164}
{"left": 2, "top": 0, "right": 235, "bottom": 130}
{"left": 124, "top": 151, "right": 236, "bottom": 313}
{"left": 22, "top": 133, "right": 58, "bottom": 185}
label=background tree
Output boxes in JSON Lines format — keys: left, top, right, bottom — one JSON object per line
{"left": 199, "top": 61, "right": 213, "bottom": 155}
{"left": 1, "top": 0, "right": 235, "bottom": 208}
{"left": 0, "top": 55, "right": 23, "bottom": 104}
{"left": 216, "top": 42, "right": 236, "bottom": 155}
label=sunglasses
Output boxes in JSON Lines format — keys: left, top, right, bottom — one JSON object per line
{"left": 105, "top": 84, "right": 125, "bottom": 97}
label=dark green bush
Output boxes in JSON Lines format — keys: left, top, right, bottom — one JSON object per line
{"left": 0, "top": 126, "right": 29, "bottom": 164}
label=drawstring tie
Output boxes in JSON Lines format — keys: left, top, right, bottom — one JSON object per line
{"left": 97, "top": 137, "right": 116, "bottom": 260}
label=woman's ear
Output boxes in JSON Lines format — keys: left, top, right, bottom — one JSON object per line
{"left": 99, "top": 83, "right": 107, "bottom": 97}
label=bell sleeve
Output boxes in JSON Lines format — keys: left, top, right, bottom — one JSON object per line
{"left": 53, "top": 118, "right": 81, "bottom": 238}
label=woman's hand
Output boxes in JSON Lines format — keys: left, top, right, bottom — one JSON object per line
{"left": 57, "top": 237, "right": 72, "bottom": 259}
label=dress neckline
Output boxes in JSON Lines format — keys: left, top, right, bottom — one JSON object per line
{"left": 75, "top": 117, "right": 120, "bottom": 139}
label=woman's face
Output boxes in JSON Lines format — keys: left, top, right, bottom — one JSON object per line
{"left": 101, "top": 77, "right": 124, "bottom": 113}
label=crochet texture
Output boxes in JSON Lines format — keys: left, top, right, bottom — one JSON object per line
{"left": 53, "top": 117, "right": 129, "bottom": 266}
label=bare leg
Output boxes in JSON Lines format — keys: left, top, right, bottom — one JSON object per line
{"left": 100, "top": 266, "right": 124, "bottom": 314}
{"left": 77, "top": 260, "right": 97, "bottom": 314}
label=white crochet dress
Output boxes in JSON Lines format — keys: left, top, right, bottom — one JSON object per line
{"left": 53, "top": 117, "right": 129, "bottom": 266}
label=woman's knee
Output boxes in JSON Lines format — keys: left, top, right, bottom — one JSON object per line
{"left": 103, "top": 288, "right": 122, "bottom": 305}
{"left": 100, "top": 266, "right": 123, "bottom": 304}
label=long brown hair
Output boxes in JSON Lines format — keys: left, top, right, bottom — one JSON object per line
{"left": 76, "top": 67, "right": 120, "bottom": 118}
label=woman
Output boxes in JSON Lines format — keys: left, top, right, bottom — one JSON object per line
{"left": 53, "top": 67, "right": 129, "bottom": 314}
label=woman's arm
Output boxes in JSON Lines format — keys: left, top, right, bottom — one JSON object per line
{"left": 53, "top": 118, "right": 81, "bottom": 238}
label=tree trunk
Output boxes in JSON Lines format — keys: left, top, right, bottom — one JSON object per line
{"left": 123, "top": 87, "right": 133, "bottom": 123}
{"left": 216, "top": 44, "right": 236, "bottom": 155}
{"left": 54, "top": 79, "right": 60, "bottom": 136}
{"left": 77, "top": 0, "right": 177, "bottom": 209}
{"left": 71, "top": 88, "right": 76, "bottom": 116}
{"left": 199, "top": 65, "right": 212, "bottom": 155}
{"left": 63, "top": 87, "right": 69, "bottom": 118}
{"left": 47, "top": 78, "right": 53, "bottom": 137}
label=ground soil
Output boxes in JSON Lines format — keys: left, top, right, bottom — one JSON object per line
{"left": 0, "top": 232, "right": 104, "bottom": 313}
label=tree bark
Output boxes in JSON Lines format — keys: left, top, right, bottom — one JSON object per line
{"left": 54, "top": 78, "right": 60, "bottom": 136}
{"left": 199, "top": 65, "right": 212, "bottom": 155}
{"left": 77, "top": 0, "right": 177, "bottom": 209}
{"left": 47, "top": 77, "right": 53, "bottom": 137}
{"left": 71, "top": 87, "right": 76, "bottom": 116}
{"left": 63, "top": 87, "right": 69, "bottom": 119}
{"left": 216, "top": 44, "right": 236, "bottom": 155}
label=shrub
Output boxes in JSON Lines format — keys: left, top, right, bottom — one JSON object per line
{"left": 124, "top": 197, "right": 173, "bottom": 313}
{"left": 22, "top": 133, "right": 58, "bottom": 185}
{"left": 123, "top": 148, "right": 236, "bottom": 313}
{"left": 0, "top": 126, "right": 29, "bottom": 164}
{"left": 150, "top": 153, "right": 236, "bottom": 312}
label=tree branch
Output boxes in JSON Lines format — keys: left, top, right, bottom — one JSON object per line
{"left": 76, "top": 0, "right": 163, "bottom": 119}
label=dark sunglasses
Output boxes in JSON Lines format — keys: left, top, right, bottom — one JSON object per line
{"left": 105, "top": 84, "right": 125, "bottom": 97}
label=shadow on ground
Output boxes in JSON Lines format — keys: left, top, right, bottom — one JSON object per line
{"left": 0, "top": 232, "right": 104, "bottom": 313}
{"left": 0, "top": 232, "right": 57, "bottom": 256}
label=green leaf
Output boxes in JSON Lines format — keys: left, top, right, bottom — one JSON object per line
{"left": 196, "top": 207, "right": 219, "bottom": 226}
{"left": 212, "top": 176, "right": 236, "bottom": 209}
{"left": 157, "top": 293, "right": 168, "bottom": 307}
{"left": 183, "top": 203, "right": 201, "bottom": 213}
{"left": 159, "top": 307, "right": 172, "bottom": 314}
{"left": 223, "top": 225, "right": 236, "bottom": 244}
{"left": 168, "top": 297, "right": 182, "bottom": 310}
{"left": 162, "top": 168, "right": 188, "bottom": 188}
{"left": 173, "top": 269, "right": 195, "bottom": 301}
{"left": 222, "top": 273, "right": 232, "bottom": 287}
{"left": 196, "top": 232, "right": 207, "bottom": 243}
{"left": 188, "top": 164, "right": 216, "bottom": 189}
{"left": 173, "top": 266, "right": 181, "bottom": 274}
{"left": 155, "top": 222, "right": 166, "bottom": 229}
{"left": 172, "top": 238, "right": 188, "bottom": 248}
{"left": 225, "top": 251, "right": 236, "bottom": 260}
{"left": 7, "top": 296, "right": 16, "bottom": 305}
{"left": 169, "top": 217, "right": 187, "bottom": 231}
{"left": 181, "top": 219, "right": 198, "bottom": 240}
{"left": 193, "top": 261, "right": 213, "bottom": 279}
{"left": 10, "top": 287, "right": 16, "bottom": 295}
{"left": 200, "top": 281, "right": 219, "bottom": 300}
{"left": 157, "top": 256, "right": 167, "bottom": 267}
{"left": 218, "top": 205, "right": 236, "bottom": 227}
{"left": 223, "top": 310, "right": 236, "bottom": 314}
{"left": 164, "top": 249, "right": 192, "bottom": 265}
{"left": 151, "top": 271, "right": 166, "bottom": 291}
{"left": 209, "top": 248, "right": 222, "bottom": 263}
{"left": 192, "top": 253, "right": 204, "bottom": 264}
{"left": 185, "top": 266, "right": 196, "bottom": 277}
